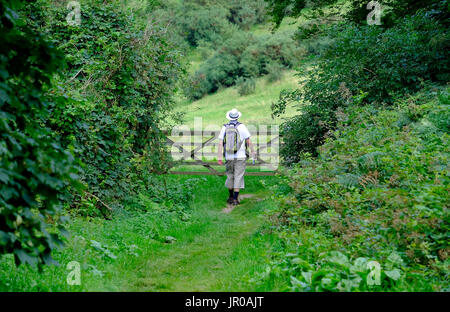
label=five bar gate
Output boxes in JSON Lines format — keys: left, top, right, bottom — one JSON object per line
{"left": 163, "top": 127, "right": 280, "bottom": 176}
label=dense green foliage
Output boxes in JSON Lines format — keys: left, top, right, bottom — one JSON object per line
{"left": 265, "top": 0, "right": 449, "bottom": 27}
{"left": 262, "top": 0, "right": 449, "bottom": 292}
{"left": 175, "top": 4, "right": 232, "bottom": 47}
{"left": 150, "top": 0, "right": 300, "bottom": 101}
{"left": 0, "top": 0, "right": 81, "bottom": 267}
{"left": 184, "top": 30, "right": 302, "bottom": 100}
{"left": 1, "top": 0, "right": 184, "bottom": 265}
{"left": 24, "top": 0, "right": 184, "bottom": 217}
{"left": 274, "top": 11, "right": 449, "bottom": 163}
{"left": 345, "top": 0, "right": 449, "bottom": 26}
{"left": 264, "top": 0, "right": 336, "bottom": 27}
{"left": 226, "top": 0, "right": 268, "bottom": 30}
{"left": 154, "top": 0, "right": 267, "bottom": 49}
{"left": 263, "top": 88, "right": 449, "bottom": 291}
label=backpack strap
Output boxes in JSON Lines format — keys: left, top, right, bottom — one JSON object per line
{"left": 226, "top": 120, "right": 241, "bottom": 127}
{"left": 233, "top": 122, "right": 244, "bottom": 153}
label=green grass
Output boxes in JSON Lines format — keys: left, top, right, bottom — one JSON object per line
{"left": 174, "top": 70, "right": 301, "bottom": 129}
{"left": 0, "top": 175, "right": 284, "bottom": 291}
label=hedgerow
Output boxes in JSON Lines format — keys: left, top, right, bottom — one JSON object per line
{"left": 23, "top": 0, "right": 185, "bottom": 216}
{"left": 1, "top": 0, "right": 186, "bottom": 266}
{"left": 0, "top": 0, "right": 81, "bottom": 267}
{"left": 262, "top": 87, "right": 450, "bottom": 291}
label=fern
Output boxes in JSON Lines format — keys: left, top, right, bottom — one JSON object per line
{"left": 357, "top": 151, "right": 385, "bottom": 171}
{"left": 336, "top": 173, "right": 360, "bottom": 189}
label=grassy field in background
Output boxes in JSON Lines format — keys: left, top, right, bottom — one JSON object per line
{"left": 174, "top": 15, "right": 305, "bottom": 130}
{"left": 175, "top": 70, "right": 301, "bottom": 129}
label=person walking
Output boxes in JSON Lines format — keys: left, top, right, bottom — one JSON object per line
{"left": 217, "top": 108, "right": 256, "bottom": 206}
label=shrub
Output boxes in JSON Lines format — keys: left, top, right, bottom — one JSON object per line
{"left": 0, "top": 0, "right": 80, "bottom": 266}
{"left": 280, "top": 106, "right": 336, "bottom": 162}
{"left": 266, "top": 62, "right": 285, "bottom": 82}
{"left": 183, "top": 31, "right": 254, "bottom": 100}
{"left": 276, "top": 12, "right": 450, "bottom": 163}
{"left": 184, "top": 30, "right": 302, "bottom": 100}
{"left": 263, "top": 87, "right": 450, "bottom": 291}
{"left": 236, "top": 77, "right": 256, "bottom": 96}
{"left": 227, "top": 0, "right": 268, "bottom": 29}
{"left": 175, "top": 4, "right": 232, "bottom": 47}
{"left": 240, "top": 31, "right": 301, "bottom": 77}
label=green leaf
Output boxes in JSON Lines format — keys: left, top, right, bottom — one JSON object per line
{"left": 301, "top": 271, "right": 312, "bottom": 284}
{"left": 290, "top": 275, "right": 307, "bottom": 289}
{"left": 327, "top": 251, "right": 350, "bottom": 267}
{"left": 14, "top": 249, "right": 38, "bottom": 266}
{"left": 350, "top": 257, "right": 369, "bottom": 273}
{"left": 0, "top": 231, "right": 9, "bottom": 245}
{"left": 385, "top": 269, "right": 401, "bottom": 281}
{"left": 387, "top": 252, "right": 404, "bottom": 268}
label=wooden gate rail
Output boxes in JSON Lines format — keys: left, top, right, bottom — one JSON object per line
{"left": 168, "top": 171, "right": 276, "bottom": 176}
{"left": 163, "top": 128, "right": 280, "bottom": 176}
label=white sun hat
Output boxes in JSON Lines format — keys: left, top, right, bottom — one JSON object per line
{"left": 226, "top": 108, "right": 242, "bottom": 120}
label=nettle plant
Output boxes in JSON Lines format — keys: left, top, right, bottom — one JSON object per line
{"left": 288, "top": 251, "right": 405, "bottom": 292}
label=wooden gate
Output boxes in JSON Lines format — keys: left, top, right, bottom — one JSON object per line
{"left": 164, "top": 127, "right": 280, "bottom": 176}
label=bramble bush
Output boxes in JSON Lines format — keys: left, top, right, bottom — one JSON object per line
{"left": 23, "top": 0, "right": 184, "bottom": 216}
{"left": 262, "top": 87, "right": 450, "bottom": 291}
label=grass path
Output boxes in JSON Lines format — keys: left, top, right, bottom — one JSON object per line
{"left": 0, "top": 175, "right": 282, "bottom": 291}
{"left": 130, "top": 194, "right": 267, "bottom": 291}
{"left": 121, "top": 176, "right": 279, "bottom": 291}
